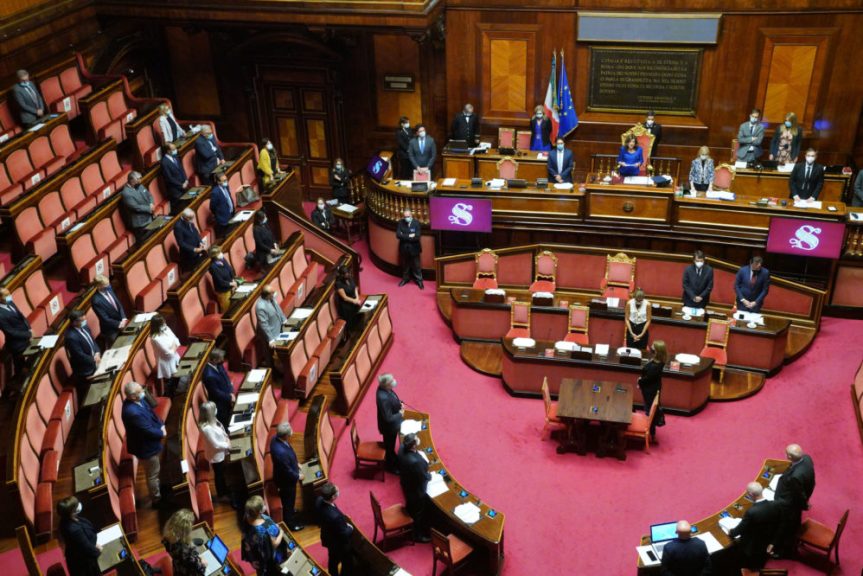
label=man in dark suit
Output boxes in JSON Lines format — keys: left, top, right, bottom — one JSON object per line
{"left": 210, "top": 172, "right": 235, "bottom": 237}
{"left": 734, "top": 256, "right": 770, "bottom": 313}
{"left": 547, "top": 137, "right": 574, "bottom": 184}
{"left": 11, "top": 69, "right": 45, "bottom": 128}
{"left": 270, "top": 422, "right": 304, "bottom": 531}
{"left": 174, "top": 209, "right": 207, "bottom": 271}
{"left": 451, "top": 103, "right": 480, "bottom": 147}
{"left": 160, "top": 142, "right": 189, "bottom": 215}
{"left": 682, "top": 250, "right": 714, "bottom": 309}
{"left": 0, "top": 287, "right": 33, "bottom": 390}
{"left": 407, "top": 124, "right": 436, "bottom": 179}
{"left": 92, "top": 275, "right": 127, "bottom": 346}
{"left": 315, "top": 482, "right": 354, "bottom": 576}
{"left": 64, "top": 310, "right": 101, "bottom": 395}
{"left": 202, "top": 348, "right": 235, "bottom": 430}
{"left": 194, "top": 125, "right": 225, "bottom": 182}
{"left": 645, "top": 110, "right": 662, "bottom": 156}
{"left": 120, "top": 171, "right": 155, "bottom": 242}
{"left": 399, "top": 433, "right": 431, "bottom": 542}
{"left": 396, "top": 208, "right": 423, "bottom": 289}
{"left": 737, "top": 108, "right": 765, "bottom": 163}
{"left": 789, "top": 149, "right": 825, "bottom": 201}
{"left": 395, "top": 116, "right": 413, "bottom": 179}
{"left": 770, "top": 444, "right": 816, "bottom": 558}
{"left": 208, "top": 246, "right": 236, "bottom": 311}
{"left": 122, "top": 381, "right": 166, "bottom": 506}
{"left": 660, "top": 520, "right": 710, "bottom": 576}
{"left": 376, "top": 373, "right": 404, "bottom": 473}
{"left": 253, "top": 210, "right": 280, "bottom": 269}
{"left": 729, "top": 482, "right": 781, "bottom": 570}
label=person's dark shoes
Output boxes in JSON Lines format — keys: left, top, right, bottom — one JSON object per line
{"left": 414, "top": 534, "right": 431, "bottom": 543}
{"left": 416, "top": 279, "right": 424, "bottom": 290}
{"left": 288, "top": 524, "right": 305, "bottom": 532}
{"left": 398, "top": 279, "right": 409, "bottom": 287}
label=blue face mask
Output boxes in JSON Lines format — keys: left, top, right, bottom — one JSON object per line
{"left": 80, "top": 320, "right": 87, "bottom": 328}
{"left": 784, "top": 121, "right": 792, "bottom": 128}
{"left": 557, "top": 144, "right": 564, "bottom": 151}
{"left": 207, "top": 134, "right": 214, "bottom": 140}
{"left": 4, "top": 296, "right": 12, "bottom": 304}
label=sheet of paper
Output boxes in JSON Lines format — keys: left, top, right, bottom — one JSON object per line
{"left": 606, "top": 297, "right": 620, "bottom": 308}
{"left": 553, "top": 183, "right": 574, "bottom": 190}
{"left": 706, "top": 190, "right": 736, "bottom": 201}
{"left": 718, "top": 516, "right": 741, "bottom": 534}
{"left": 734, "top": 161, "right": 748, "bottom": 169}
{"left": 623, "top": 176, "right": 652, "bottom": 186}
{"left": 453, "top": 502, "right": 482, "bottom": 524}
{"left": 595, "top": 344, "right": 610, "bottom": 356}
{"left": 235, "top": 283, "right": 257, "bottom": 294}
{"left": 393, "top": 569, "right": 414, "bottom": 576}
{"left": 96, "top": 524, "right": 123, "bottom": 547}
{"left": 769, "top": 473, "right": 781, "bottom": 491}
{"left": 133, "top": 312, "right": 157, "bottom": 323}
{"left": 636, "top": 545, "right": 660, "bottom": 566}
{"left": 489, "top": 178, "right": 506, "bottom": 188}
{"left": 289, "top": 308, "right": 314, "bottom": 319}
{"left": 696, "top": 531, "right": 724, "bottom": 554}
{"left": 777, "top": 163, "right": 794, "bottom": 173}
{"left": 338, "top": 204, "right": 359, "bottom": 213}
{"left": 278, "top": 332, "right": 299, "bottom": 341}
{"left": 418, "top": 450, "right": 429, "bottom": 463}
{"left": 236, "top": 392, "right": 260, "bottom": 405}
{"left": 38, "top": 335, "right": 59, "bottom": 349}
{"left": 682, "top": 306, "right": 705, "bottom": 317}
{"left": 247, "top": 369, "right": 267, "bottom": 383}
{"left": 442, "top": 178, "right": 457, "bottom": 186}
{"left": 426, "top": 473, "right": 448, "bottom": 498}
{"left": 361, "top": 299, "right": 379, "bottom": 311}
{"left": 400, "top": 419, "right": 422, "bottom": 435}
{"left": 763, "top": 487, "right": 775, "bottom": 501}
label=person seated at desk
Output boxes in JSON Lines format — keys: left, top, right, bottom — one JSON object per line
{"left": 161, "top": 142, "right": 189, "bottom": 215}
{"left": 770, "top": 112, "right": 803, "bottom": 165}
{"left": 58, "top": 496, "right": 103, "bottom": 576}
{"left": 789, "top": 148, "right": 824, "bottom": 201}
{"left": 688, "top": 146, "right": 714, "bottom": 193}
{"left": 311, "top": 197, "right": 334, "bottom": 232}
{"left": 682, "top": 250, "right": 714, "bottom": 309}
{"left": 737, "top": 108, "right": 764, "bottom": 163}
{"left": 208, "top": 246, "right": 237, "bottom": 312}
{"left": 162, "top": 508, "right": 207, "bottom": 576}
{"left": 734, "top": 256, "right": 770, "bottom": 313}
{"left": 408, "top": 124, "right": 436, "bottom": 179}
{"left": 92, "top": 274, "right": 127, "bottom": 346}
{"left": 316, "top": 482, "right": 355, "bottom": 576}
{"left": 659, "top": 520, "right": 709, "bottom": 576}
{"left": 335, "top": 265, "right": 362, "bottom": 331}
{"left": 625, "top": 289, "right": 651, "bottom": 350}
{"left": 203, "top": 348, "right": 235, "bottom": 430}
{"left": 65, "top": 310, "right": 101, "bottom": 395}
{"left": 0, "top": 287, "right": 33, "bottom": 391}
{"left": 530, "top": 105, "right": 552, "bottom": 152}
{"left": 451, "top": 102, "right": 479, "bottom": 147}
{"left": 157, "top": 103, "right": 186, "bottom": 144}
{"left": 194, "top": 124, "right": 225, "bottom": 182}
{"left": 714, "top": 482, "right": 780, "bottom": 573}
{"left": 256, "top": 285, "right": 287, "bottom": 353}
{"left": 547, "top": 137, "right": 573, "bottom": 183}
{"left": 399, "top": 433, "right": 431, "bottom": 543}
{"left": 638, "top": 340, "right": 666, "bottom": 436}
{"left": 174, "top": 209, "right": 207, "bottom": 271}
{"left": 617, "top": 135, "right": 644, "bottom": 177}
{"left": 644, "top": 110, "right": 661, "bottom": 156}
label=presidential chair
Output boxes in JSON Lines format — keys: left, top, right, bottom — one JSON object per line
{"left": 541, "top": 377, "right": 565, "bottom": 441}
{"left": 496, "top": 157, "right": 518, "bottom": 180}
{"left": 351, "top": 421, "right": 386, "bottom": 481}
{"left": 529, "top": 250, "right": 557, "bottom": 293}
{"left": 621, "top": 124, "right": 656, "bottom": 175}
{"left": 797, "top": 509, "right": 849, "bottom": 572}
{"left": 498, "top": 127, "right": 515, "bottom": 152}
{"left": 505, "top": 301, "right": 531, "bottom": 339}
{"left": 431, "top": 528, "right": 474, "bottom": 576}
{"left": 516, "top": 130, "right": 532, "bottom": 152}
{"left": 713, "top": 164, "right": 736, "bottom": 191}
{"left": 700, "top": 319, "right": 731, "bottom": 384}
{"left": 472, "top": 248, "right": 499, "bottom": 290}
{"left": 624, "top": 394, "right": 660, "bottom": 453}
{"left": 600, "top": 252, "right": 636, "bottom": 300}
{"left": 564, "top": 305, "right": 590, "bottom": 346}
{"left": 370, "top": 491, "right": 414, "bottom": 550}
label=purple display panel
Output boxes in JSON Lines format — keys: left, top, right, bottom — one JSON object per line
{"left": 766, "top": 218, "right": 845, "bottom": 259}
{"left": 429, "top": 197, "right": 493, "bottom": 233}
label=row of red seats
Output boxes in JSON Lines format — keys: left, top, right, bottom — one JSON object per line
{"left": 0, "top": 100, "right": 21, "bottom": 143}
{"left": 0, "top": 121, "right": 78, "bottom": 205}
{"left": 39, "top": 63, "right": 94, "bottom": 121}
{"left": 5, "top": 259, "right": 65, "bottom": 337}
{"left": 85, "top": 82, "right": 139, "bottom": 146}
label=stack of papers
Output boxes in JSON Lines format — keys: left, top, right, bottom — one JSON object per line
{"left": 553, "top": 183, "right": 574, "bottom": 190}
{"left": 488, "top": 178, "right": 506, "bottom": 188}
{"left": 235, "top": 283, "right": 257, "bottom": 294}
{"left": 229, "top": 210, "right": 255, "bottom": 223}
{"left": 453, "top": 502, "right": 482, "bottom": 524}
{"left": 769, "top": 474, "right": 782, "bottom": 491}
{"left": 426, "top": 473, "right": 448, "bottom": 498}
{"left": 682, "top": 306, "right": 705, "bottom": 317}
{"left": 247, "top": 369, "right": 267, "bottom": 383}
{"left": 290, "top": 308, "right": 314, "bottom": 320}
{"left": 94, "top": 345, "right": 132, "bottom": 376}
{"left": 442, "top": 178, "right": 457, "bottom": 186}
{"left": 133, "top": 312, "right": 157, "bottom": 323}
{"left": 793, "top": 198, "right": 823, "bottom": 209}
{"left": 695, "top": 532, "right": 724, "bottom": 553}
{"left": 484, "top": 288, "right": 506, "bottom": 296}
{"left": 595, "top": 344, "right": 610, "bottom": 356}
{"left": 706, "top": 190, "right": 736, "bottom": 201}
{"left": 38, "top": 335, "right": 59, "bottom": 349}
{"left": 400, "top": 419, "right": 422, "bottom": 435}
{"left": 718, "top": 516, "right": 741, "bottom": 534}
{"left": 555, "top": 341, "right": 578, "bottom": 353}
{"left": 624, "top": 176, "right": 652, "bottom": 186}
{"left": 96, "top": 524, "right": 123, "bottom": 547}
{"left": 338, "top": 204, "right": 359, "bottom": 214}
{"left": 236, "top": 392, "right": 260, "bottom": 405}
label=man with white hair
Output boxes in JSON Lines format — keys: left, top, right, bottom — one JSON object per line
{"left": 120, "top": 171, "right": 155, "bottom": 242}
{"left": 659, "top": 520, "right": 709, "bottom": 575}
{"left": 769, "top": 443, "right": 815, "bottom": 558}
{"left": 173, "top": 208, "right": 206, "bottom": 270}
{"left": 120, "top": 381, "right": 166, "bottom": 507}
{"left": 727, "top": 482, "right": 780, "bottom": 571}
{"left": 194, "top": 124, "right": 225, "bottom": 181}
{"left": 270, "top": 422, "right": 304, "bottom": 531}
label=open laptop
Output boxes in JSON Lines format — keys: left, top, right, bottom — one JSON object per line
{"left": 199, "top": 534, "right": 230, "bottom": 576}
{"left": 649, "top": 521, "right": 679, "bottom": 559}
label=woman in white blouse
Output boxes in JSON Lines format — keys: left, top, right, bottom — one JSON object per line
{"left": 158, "top": 103, "right": 186, "bottom": 143}
{"left": 150, "top": 314, "right": 181, "bottom": 395}
{"left": 199, "top": 401, "right": 232, "bottom": 503}
{"left": 624, "top": 288, "right": 652, "bottom": 350}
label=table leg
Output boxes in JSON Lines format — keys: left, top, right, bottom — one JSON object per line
{"left": 615, "top": 426, "right": 627, "bottom": 461}
{"left": 556, "top": 420, "right": 574, "bottom": 454}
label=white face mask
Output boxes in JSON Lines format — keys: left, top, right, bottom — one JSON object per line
{"left": 317, "top": 203, "right": 325, "bottom": 210}
{"left": 646, "top": 120, "right": 654, "bottom": 126}
{"left": 700, "top": 155, "right": 708, "bottom": 160}
{"left": 266, "top": 143, "right": 273, "bottom": 150}
{"left": 417, "top": 132, "right": 425, "bottom": 139}
{"left": 536, "top": 112, "right": 543, "bottom": 119}
{"left": 695, "top": 261, "right": 704, "bottom": 269}
{"left": 750, "top": 116, "right": 759, "bottom": 123}
{"left": 806, "top": 155, "right": 815, "bottom": 164}
{"left": 402, "top": 123, "right": 410, "bottom": 129}
{"left": 76, "top": 502, "right": 83, "bottom": 514}
{"left": 405, "top": 216, "right": 412, "bottom": 223}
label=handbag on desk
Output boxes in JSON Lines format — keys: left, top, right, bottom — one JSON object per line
{"left": 237, "top": 185, "right": 260, "bottom": 207}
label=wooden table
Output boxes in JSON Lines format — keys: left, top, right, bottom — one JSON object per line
{"left": 442, "top": 147, "right": 549, "bottom": 181}
{"left": 556, "top": 379, "right": 633, "bottom": 459}
{"left": 332, "top": 203, "right": 366, "bottom": 244}
{"left": 733, "top": 166, "right": 849, "bottom": 204}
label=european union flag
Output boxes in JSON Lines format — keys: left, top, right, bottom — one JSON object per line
{"left": 558, "top": 54, "right": 578, "bottom": 138}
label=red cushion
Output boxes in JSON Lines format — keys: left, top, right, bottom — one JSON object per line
{"left": 505, "top": 328, "right": 530, "bottom": 339}
{"left": 472, "top": 277, "right": 498, "bottom": 290}
{"left": 40, "top": 450, "right": 60, "bottom": 483}
{"left": 191, "top": 314, "right": 223, "bottom": 340}
{"left": 626, "top": 412, "right": 650, "bottom": 434}
{"left": 529, "top": 280, "right": 556, "bottom": 293}
{"left": 563, "top": 333, "right": 589, "bottom": 346}
{"left": 700, "top": 347, "right": 727, "bottom": 367}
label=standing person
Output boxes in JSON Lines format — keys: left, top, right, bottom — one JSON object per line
{"left": 256, "top": 285, "right": 287, "bottom": 351}
{"left": 736, "top": 108, "right": 765, "bottom": 163}
{"left": 162, "top": 509, "right": 207, "bottom": 576}
{"left": 150, "top": 314, "right": 181, "bottom": 396}
{"left": 407, "top": 124, "right": 436, "bottom": 179}
{"left": 194, "top": 125, "right": 225, "bottom": 182}
{"left": 257, "top": 138, "right": 283, "bottom": 188}
{"left": 121, "top": 381, "right": 166, "bottom": 507}
{"left": 770, "top": 112, "right": 803, "bottom": 165}
{"left": 253, "top": 210, "right": 281, "bottom": 269}
{"left": 241, "top": 496, "right": 287, "bottom": 576}
{"left": 203, "top": 348, "right": 235, "bottom": 430}
{"left": 311, "top": 197, "right": 334, "bottom": 232}
{"left": 853, "top": 169, "right": 863, "bottom": 207}
{"left": 789, "top": 148, "right": 825, "bottom": 201}
{"left": 398, "top": 433, "right": 431, "bottom": 543}
{"left": 92, "top": 275, "right": 128, "bottom": 347}
{"left": 638, "top": 340, "right": 666, "bottom": 436}
{"left": 57, "top": 496, "right": 102, "bottom": 576}
{"left": 11, "top": 69, "right": 44, "bottom": 128}
{"left": 210, "top": 172, "right": 235, "bottom": 237}
{"left": 547, "top": 137, "right": 574, "bottom": 183}
{"left": 334, "top": 266, "right": 362, "bottom": 331}
{"left": 157, "top": 103, "right": 186, "bottom": 144}
{"left": 682, "top": 250, "right": 714, "bottom": 310}
{"left": 120, "top": 171, "right": 155, "bottom": 243}
{"left": 395, "top": 116, "right": 413, "bottom": 180}
{"left": 376, "top": 373, "right": 404, "bottom": 474}
{"left": 659, "top": 520, "right": 709, "bottom": 576}
{"left": 734, "top": 256, "right": 770, "bottom": 313}
{"left": 160, "top": 142, "right": 189, "bottom": 215}
{"left": 769, "top": 444, "right": 816, "bottom": 558}
{"left": 208, "top": 246, "right": 236, "bottom": 312}
{"left": 644, "top": 110, "right": 661, "bottom": 156}
{"left": 396, "top": 208, "right": 423, "bottom": 289}
{"left": 688, "top": 146, "right": 715, "bottom": 193}
{"left": 617, "top": 135, "right": 644, "bottom": 177}
{"left": 270, "top": 423, "right": 304, "bottom": 531}
{"left": 330, "top": 159, "right": 350, "bottom": 204}
{"left": 316, "top": 483, "right": 354, "bottom": 576}
{"left": 450, "top": 103, "right": 480, "bottom": 147}
{"left": 173, "top": 208, "right": 207, "bottom": 271}
{"left": 0, "top": 287, "right": 32, "bottom": 394}
{"left": 198, "top": 401, "right": 233, "bottom": 505}
{"left": 727, "top": 483, "right": 781, "bottom": 571}
{"left": 625, "top": 289, "right": 652, "bottom": 350}
{"left": 65, "top": 310, "right": 101, "bottom": 395}
{"left": 529, "top": 105, "right": 552, "bottom": 152}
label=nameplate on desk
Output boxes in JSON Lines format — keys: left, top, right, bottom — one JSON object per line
{"left": 571, "top": 349, "right": 593, "bottom": 360}
{"left": 589, "top": 298, "right": 608, "bottom": 311}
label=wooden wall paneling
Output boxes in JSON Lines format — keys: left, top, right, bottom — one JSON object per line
{"left": 372, "top": 34, "right": 424, "bottom": 127}
{"left": 164, "top": 26, "right": 222, "bottom": 117}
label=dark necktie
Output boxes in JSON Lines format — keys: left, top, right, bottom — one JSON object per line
{"left": 805, "top": 165, "right": 811, "bottom": 190}
{"left": 104, "top": 290, "right": 118, "bottom": 311}
{"left": 750, "top": 272, "right": 757, "bottom": 287}
{"left": 26, "top": 84, "right": 38, "bottom": 105}
{"left": 80, "top": 328, "right": 97, "bottom": 355}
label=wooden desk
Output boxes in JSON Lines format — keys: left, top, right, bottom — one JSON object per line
{"left": 557, "top": 379, "right": 633, "bottom": 460}
{"left": 347, "top": 516, "right": 405, "bottom": 575}
{"left": 733, "top": 166, "right": 849, "bottom": 204}
{"left": 331, "top": 203, "right": 366, "bottom": 244}
{"left": 636, "top": 458, "right": 791, "bottom": 573}
{"left": 404, "top": 409, "right": 505, "bottom": 575}
{"left": 442, "top": 148, "right": 548, "bottom": 181}
{"left": 434, "top": 179, "right": 584, "bottom": 221}
{"left": 189, "top": 522, "right": 243, "bottom": 576}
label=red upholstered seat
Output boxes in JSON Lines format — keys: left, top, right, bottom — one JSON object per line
{"left": 700, "top": 346, "right": 727, "bottom": 367}
{"left": 563, "top": 332, "right": 590, "bottom": 346}
{"left": 8, "top": 148, "right": 43, "bottom": 190}
{"left": 50, "top": 125, "right": 76, "bottom": 161}
{"left": 472, "top": 277, "right": 498, "bottom": 290}
{"left": 30, "top": 137, "right": 64, "bottom": 177}
{"left": 17, "top": 207, "right": 56, "bottom": 262}
{"left": 100, "top": 151, "right": 130, "bottom": 192}
{"left": 529, "top": 279, "right": 555, "bottom": 293}
{"left": 90, "top": 101, "right": 123, "bottom": 143}
{"left": 60, "top": 177, "right": 97, "bottom": 218}
{"left": 505, "top": 327, "right": 530, "bottom": 339}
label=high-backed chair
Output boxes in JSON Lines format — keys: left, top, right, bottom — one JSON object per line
{"left": 472, "top": 248, "right": 498, "bottom": 290}
{"left": 496, "top": 157, "right": 518, "bottom": 180}
{"left": 620, "top": 124, "right": 656, "bottom": 175}
{"left": 350, "top": 421, "right": 386, "bottom": 481}
{"left": 529, "top": 250, "right": 557, "bottom": 293}
{"left": 541, "top": 377, "right": 565, "bottom": 441}
{"left": 564, "top": 305, "right": 590, "bottom": 346}
{"left": 624, "top": 394, "right": 659, "bottom": 453}
{"left": 505, "top": 301, "right": 531, "bottom": 339}
{"left": 797, "top": 509, "right": 849, "bottom": 571}
{"left": 498, "top": 127, "right": 515, "bottom": 151}
{"left": 515, "top": 130, "right": 531, "bottom": 152}
{"left": 370, "top": 491, "right": 414, "bottom": 550}
{"left": 600, "top": 252, "right": 636, "bottom": 300}
{"left": 431, "top": 528, "right": 474, "bottom": 576}
{"left": 700, "top": 319, "right": 730, "bottom": 383}
{"left": 713, "top": 164, "right": 736, "bottom": 191}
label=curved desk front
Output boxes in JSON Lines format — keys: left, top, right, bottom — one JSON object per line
{"left": 502, "top": 338, "right": 714, "bottom": 414}
{"left": 450, "top": 288, "right": 789, "bottom": 375}
{"left": 402, "top": 409, "right": 505, "bottom": 575}
{"left": 636, "top": 458, "right": 791, "bottom": 573}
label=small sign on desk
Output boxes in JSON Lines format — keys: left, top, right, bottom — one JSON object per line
{"left": 74, "top": 458, "right": 102, "bottom": 493}
{"left": 300, "top": 459, "right": 324, "bottom": 485}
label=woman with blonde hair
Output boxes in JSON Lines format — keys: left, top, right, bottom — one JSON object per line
{"left": 241, "top": 495, "right": 286, "bottom": 575}
{"left": 199, "top": 401, "right": 232, "bottom": 503}
{"left": 162, "top": 509, "right": 206, "bottom": 576}
{"left": 689, "top": 145, "right": 715, "bottom": 192}
{"left": 625, "top": 288, "right": 652, "bottom": 350}
{"left": 158, "top": 102, "right": 186, "bottom": 143}
{"left": 769, "top": 112, "right": 803, "bottom": 165}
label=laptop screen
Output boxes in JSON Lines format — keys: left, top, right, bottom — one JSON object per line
{"left": 650, "top": 522, "right": 678, "bottom": 543}
{"left": 208, "top": 535, "right": 229, "bottom": 564}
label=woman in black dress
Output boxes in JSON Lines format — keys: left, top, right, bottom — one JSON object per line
{"left": 329, "top": 158, "right": 350, "bottom": 204}
{"left": 335, "top": 266, "right": 362, "bottom": 330}
{"left": 58, "top": 496, "right": 102, "bottom": 576}
{"left": 162, "top": 509, "right": 207, "bottom": 576}
{"left": 638, "top": 340, "right": 667, "bottom": 436}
